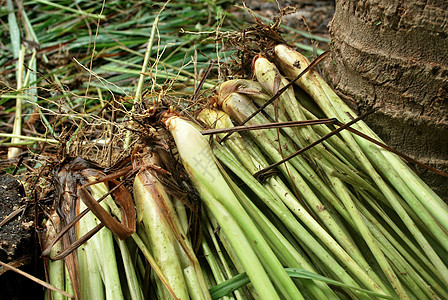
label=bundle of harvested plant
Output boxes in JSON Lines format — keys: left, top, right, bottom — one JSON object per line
{"left": 201, "top": 46, "right": 448, "bottom": 300}
{"left": 37, "top": 39, "right": 447, "bottom": 300}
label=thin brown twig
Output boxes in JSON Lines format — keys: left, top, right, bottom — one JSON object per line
{"left": 200, "top": 119, "right": 337, "bottom": 135}
{"left": 191, "top": 62, "right": 214, "bottom": 103}
{"left": 0, "top": 205, "right": 25, "bottom": 227}
{"left": 0, "top": 260, "right": 74, "bottom": 298}
{"left": 0, "top": 255, "right": 31, "bottom": 276}
{"left": 254, "top": 108, "right": 379, "bottom": 179}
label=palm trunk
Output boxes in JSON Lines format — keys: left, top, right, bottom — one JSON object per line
{"left": 323, "top": 0, "right": 448, "bottom": 200}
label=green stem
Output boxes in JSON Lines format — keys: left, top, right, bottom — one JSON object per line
{"left": 33, "top": 0, "right": 106, "bottom": 19}
{"left": 8, "top": 45, "right": 25, "bottom": 158}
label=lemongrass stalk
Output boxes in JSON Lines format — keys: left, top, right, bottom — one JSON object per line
{"left": 77, "top": 242, "right": 103, "bottom": 300}
{"left": 315, "top": 167, "right": 403, "bottom": 297}
{"left": 169, "top": 117, "right": 297, "bottom": 299}
{"left": 135, "top": 252, "right": 145, "bottom": 283}
{"left": 365, "top": 224, "right": 437, "bottom": 300}
{"left": 321, "top": 99, "right": 448, "bottom": 252}
{"left": 173, "top": 197, "right": 189, "bottom": 236}
{"left": 312, "top": 91, "right": 446, "bottom": 288}
{"left": 252, "top": 59, "right": 380, "bottom": 225}
{"left": 218, "top": 78, "right": 357, "bottom": 170}
{"left": 215, "top": 141, "right": 384, "bottom": 298}
{"left": 165, "top": 115, "right": 299, "bottom": 300}
{"left": 357, "top": 183, "right": 436, "bottom": 242}
{"left": 274, "top": 44, "right": 448, "bottom": 286}
{"left": 136, "top": 224, "right": 152, "bottom": 252}
{"left": 133, "top": 171, "right": 190, "bottom": 300}
{"left": 131, "top": 233, "right": 175, "bottom": 297}
{"left": 64, "top": 266, "right": 73, "bottom": 299}
{"left": 219, "top": 91, "right": 347, "bottom": 214}
{"left": 254, "top": 56, "right": 313, "bottom": 145}
{"left": 358, "top": 189, "right": 443, "bottom": 282}
{"left": 201, "top": 239, "right": 234, "bottom": 300}
{"left": 248, "top": 92, "right": 382, "bottom": 204}
{"left": 202, "top": 266, "right": 216, "bottom": 290}
{"left": 203, "top": 213, "right": 242, "bottom": 276}
{"left": 76, "top": 203, "right": 105, "bottom": 300}
{"left": 204, "top": 210, "right": 258, "bottom": 300}
{"left": 222, "top": 95, "right": 351, "bottom": 230}
{"left": 115, "top": 237, "right": 144, "bottom": 300}
{"left": 205, "top": 191, "right": 280, "bottom": 300}
{"left": 184, "top": 266, "right": 205, "bottom": 300}
{"left": 206, "top": 135, "right": 335, "bottom": 296}
{"left": 353, "top": 140, "right": 448, "bottom": 250}
{"left": 328, "top": 175, "right": 407, "bottom": 298}
{"left": 299, "top": 105, "right": 361, "bottom": 168}
{"left": 201, "top": 237, "right": 228, "bottom": 287}
{"left": 323, "top": 77, "right": 448, "bottom": 287}
{"left": 253, "top": 57, "right": 366, "bottom": 195}
{"left": 202, "top": 214, "right": 248, "bottom": 300}
{"left": 274, "top": 42, "right": 448, "bottom": 224}
{"left": 45, "top": 212, "right": 66, "bottom": 300}
{"left": 197, "top": 109, "right": 273, "bottom": 189}
{"left": 134, "top": 151, "right": 211, "bottom": 300}
{"left": 103, "top": 197, "right": 174, "bottom": 293}
{"left": 210, "top": 105, "right": 400, "bottom": 296}
{"left": 358, "top": 203, "right": 447, "bottom": 298}
{"left": 88, "top": 182, "right": 125, "bottom": 300}
{"left": 232, "top": 173, "right": 338, "bottom": 299}
{"left": 251, "top": 93, "right": 358, "bottom": 169}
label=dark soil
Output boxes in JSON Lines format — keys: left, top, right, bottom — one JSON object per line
{"left": 0, "top": 174, "right": 31, "bottom": 261}
{"left": 0, "top": 174, "right": 44, "bottom": 300}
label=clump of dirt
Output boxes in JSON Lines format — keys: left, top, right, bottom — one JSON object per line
{"left": 0, "top": 174, "right": 32, "bottom": 262}
{"left": 0, "top": 174, "right": 44, "bottom": 300}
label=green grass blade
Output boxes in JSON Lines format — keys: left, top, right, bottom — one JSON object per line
{"left": 7, "top": 0, "right": 20, "bottom": 58}
{"left": 210, "top": 268, "right": 397, "bottom": 300}
{"left": 32, "top": 0, "right": 106, "bottom": 20}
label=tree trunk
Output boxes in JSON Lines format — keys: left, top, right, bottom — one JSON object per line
{"left": 324, "top": 0, "right": 448, "bottom": 200}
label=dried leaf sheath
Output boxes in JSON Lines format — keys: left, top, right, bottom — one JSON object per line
{"left": 132, "top": 149, "right": 211, "bottom": 300}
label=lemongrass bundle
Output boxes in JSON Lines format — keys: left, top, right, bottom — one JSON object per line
{"left": 273, "top": 44, "right": 448, "bottom": 286}
{"left": 209, "top": 46, "right": 448, "bottom": 299}
{"left": 199, "top": 107, "right": 390, "bottom": 299}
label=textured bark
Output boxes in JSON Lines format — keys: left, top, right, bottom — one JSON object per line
{"left": 324, "top": 0, "right": 448, "bottom": 200}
